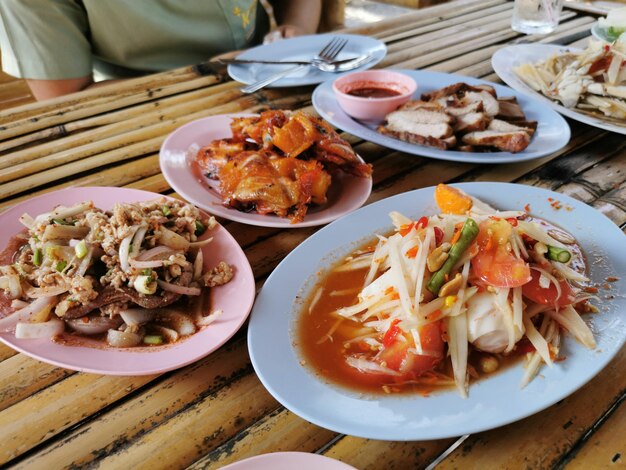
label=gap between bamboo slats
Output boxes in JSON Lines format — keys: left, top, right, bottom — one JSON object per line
{"left": 0, "top": 75, "right": 223, "bottom": 141}
{"left": 2, "top": 338, "right": 251, "bottom": 468}
{"left": 0, "top": 81, "right": 244, "bottom": 154}
{"left": 0, "top": 355, "right": 74, "bottom": 412}
{"left": 434, "top": 348, "right": 625, "bottom": 469}
{"left": 561, "top": 392, "right": 626, "bottom": 469}
{"left": 0, "top": 62, "right": 219, "bottom": 125}
{"left": 187, "top": 408, "right": 338, "bottom": 469}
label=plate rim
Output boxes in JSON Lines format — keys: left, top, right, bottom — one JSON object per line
{"left": 0, "top": 186, "right": 256, "bottom": 376}
{"left": 227, "top": 32, "right": 387, "bottom": 87}
{"left": 492, "top": 43, "right": 626, "bottom": 136}
{"left": 247, "top": 182, "right": 626, "bottom": 440}
{"left": 312, "top": 68, "right": 572, "bottom": 164}
{"left": 159, "top": 113, "right": 373, "bottom": 228}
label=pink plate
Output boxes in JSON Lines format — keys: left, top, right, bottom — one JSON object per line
{"left": 159, "top": 114, "right": 373, "bottom": 228}
{"left": 221, "top": 452, "right": 357, "bottom": 470}
{"left": 0, "top": 187, "right": 255, "bottom": 376}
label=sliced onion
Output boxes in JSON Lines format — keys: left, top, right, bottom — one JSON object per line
{"left": 7, "top": 274, "right": 22, "bottom": 299}
{"left": 155, "top": 310, "right": 196, "bottom": 336}
{"left": 129, "top": 259, "right": 165, "bottom": 269}
{"left": 0, "top": 296, "right": 58, "bottom": 332}
{"left": 119, "top": 308, "right": 157, "bottom": 326}
{"left": 119, "top": 227, "right": 139, "bottom": 273}
{"left": 137, "top": 246, "right": 175, "bottom": 261}
{"left": 15, "top": 318, "right": 64, "bottom": 339}
{"left": 107, "top": 328, "right": 142, "bottom": 347}
{"left": 193, "top": 249, "right": 204, "bottom": 281}
{"left": 25, "top": 284, "right": 70, "bottom": 298}
{"left": 130, "top": 226, "right": 148, "bottom": 259}
{"left": 76, "top": 247, "right": 93, "bottom": 277}
{"left": 157, "top": 280, "right": 201, "bottom": 296}
{"left": 194, "top": 309, "right": 223, "bottom": 327}
{"left": 148, "top": 324, "right": 179, "bottom": 343}
{"left": 159, "top": 227, "right": 190, "bottom": 250}
{"left": 11, "top": 299, "right": 29, "bottom": 309}
{"left": 66, "top": 315, "right": 123, "bottom": 335}
{"left": 189, "top": 237, "right": 213, "bottom": 249}
{"left": 19, "top": 213, "right": 35, "bottom": 229}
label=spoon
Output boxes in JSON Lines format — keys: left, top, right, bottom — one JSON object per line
{"left": 240, "top": 55, "right": 374, "bottom": 94}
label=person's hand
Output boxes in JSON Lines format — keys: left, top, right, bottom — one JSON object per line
{"left": 263, "top": 24, "right": 307, "bottom": 44}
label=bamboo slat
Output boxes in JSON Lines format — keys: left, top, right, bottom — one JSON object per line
{"left": 7, "top": 338, "right": 252, "bottom": 468}
{"left": 188, "top": 409, "right": 338, "bottom": 469}
{"left": 436, "top": 348, "right": 626, "bottom": 469}
{"left": 0, "top": 345, "right": 17, "bottom": 362}
{"left": 562, "top": 393, "right": 626, "bottom": 469}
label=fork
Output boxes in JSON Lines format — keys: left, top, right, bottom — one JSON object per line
{"left": 240, "top": 37, "right": 348, "bottom": 94}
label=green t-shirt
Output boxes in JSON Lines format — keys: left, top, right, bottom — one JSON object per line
{"left": 0, "top": 0, "right": 269, "bottom": 79}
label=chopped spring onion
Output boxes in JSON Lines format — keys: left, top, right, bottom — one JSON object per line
{"left": 195, "top": 220, "right": 206, "bottom": 236}
{"left": 33, "top": 248, "right": 42, "bottom": 266}
{"left": 143, "top": 335, "right": 164, "bottom": 345}
{"left": 74, "top": 240, "right": 88, "bottom": 259}
{"left": 55, "top": 260, "right": 67, "bottom": 272}
{"left": 162, "top": 205, "right": 172, "bottom": 216}
{"left": 134, "top": 275, "right": 157, "bottom": 295}
{"left": 546, "top": 245, "right": 571, "bottom": 263}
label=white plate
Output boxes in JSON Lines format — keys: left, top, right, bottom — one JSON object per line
{"left": 247, "top": 183, "right": 626, "bottom": 441}
{"left": 492, "top": 44, "right": 626, "bottom": 135}
{"left": 228, "top": 33, "right": 386, "bottom": 87}
{"left": 159, "top": 114, "right": 373, "bottom": 228}
{"left": 312, "top": 69, "right": 571, "bottom": 164}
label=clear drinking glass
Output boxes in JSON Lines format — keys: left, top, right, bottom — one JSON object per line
{"left": 511, "top": 0, "right": 564, "bottom": 34}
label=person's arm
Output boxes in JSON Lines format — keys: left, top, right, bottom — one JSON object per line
{"left": 269, "top": 0, "right": 321, "bottom": 38}
{"left": 26, "top": 77, "right": 125, "bottom": 101}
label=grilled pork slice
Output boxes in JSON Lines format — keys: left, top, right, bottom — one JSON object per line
{"left": 454, "top": 112, "right": 490, "bottom": 133}
{"left": 488, "top": 119, "right": 537, "bottom": 136}
{"left": 386, "top": 109, "right": 453, "bottom": 127}
{"left": 398, "top": 100, "right": 444, "bottom": 112}
{"left": 379, "top": 126, "right": 457, "bottom": 150}
{"left": 421, "top": 82, "right": 494, "bottom": 102}
{"left": 462, "top": 130, "right": 531, "bottom": 153}
{"left": 497, "top": 97, "right": 526, "bottom": 119}
{"left": 443, "top": 100, "right": 483, "bottom": 116}
{"left": 463, "top": 91, "right": 500, "bottom": 116}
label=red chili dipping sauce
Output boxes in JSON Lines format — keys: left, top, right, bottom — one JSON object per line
{"left": 345, "top": 81, "right": 404, "bottom": 99}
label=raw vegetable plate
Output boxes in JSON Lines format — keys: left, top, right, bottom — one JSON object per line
{"left": 0, "top": 187, "right": 255, "bottom": 375}
{"left": 247, "top": 182, "right": 626, "bottom": 440}
{"left": 312, "top": 69, "right": 571, "bottom": 164}
{"left": 492, "top": 44, "right": 626, "bottom": 135}
{"left": 160, "top": 114, "right": 373, "bottom": 228}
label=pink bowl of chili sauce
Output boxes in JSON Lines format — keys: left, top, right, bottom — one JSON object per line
{"left": 332, "top": 70, "right": 417, "bottom": 121}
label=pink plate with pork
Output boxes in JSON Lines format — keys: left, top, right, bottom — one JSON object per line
{"left": 159, "top": 114, "right": 373, "bottom": 228}
{"left": 0, "top": 187, "right": 255, "bottom": 375}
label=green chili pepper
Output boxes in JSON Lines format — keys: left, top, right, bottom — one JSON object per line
{"left": 546, "top": 245, "right": 571, "bottom": 263}
{"left": 427, "top": 218, "right": 479, "bottom": 296}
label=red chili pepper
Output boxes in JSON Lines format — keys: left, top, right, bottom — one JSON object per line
{"left": 406, "top": 246, "right": 419, "bottom": 258}
{"left": 524, "top": 203, "right": 531, "bottom": 212}
{"left": 383, "top": 319, "right": 401, "bottom": 347}
{"left": 416, "top": 216, "right": 429, "bottom": 229}
{"left": 506, "top": 217, "right": 518, "bottom": 227}
{"left": 434, "top": 227, "right": 444, "bottom": 246}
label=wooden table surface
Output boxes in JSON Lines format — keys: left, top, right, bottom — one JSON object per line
{"left": 0, "top": 1, "right": 624, "bottom": 468}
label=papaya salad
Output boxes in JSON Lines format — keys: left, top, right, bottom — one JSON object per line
{"left": 0, "top": 199, "right": 232, "bottom": 347}
{"left": 300, "top": 185, "right": 596, "bottom": 396}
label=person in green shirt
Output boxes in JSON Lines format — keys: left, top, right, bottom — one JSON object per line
{"left": 0, "top": 0, "right": 321, "bottom": 100}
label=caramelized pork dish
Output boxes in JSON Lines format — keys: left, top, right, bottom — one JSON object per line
{"left": 196, "top": 110, "right": 372, "bottom": 223}
{"left": 378, "top": 82, "right": 537, "bottom": 152}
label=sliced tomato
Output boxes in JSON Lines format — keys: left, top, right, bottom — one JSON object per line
{"left": 471, "top": 219, "right": 531, "bottom": 288}
{"left": 522, "top": 270, "right": 576, "bottom": 308}
{"left": 378, "top": 321, "right": 444, "bottom": 378}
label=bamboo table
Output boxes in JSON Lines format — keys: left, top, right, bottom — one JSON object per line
{"left": 0, "top": 1, "right": 624, "bottom": 468}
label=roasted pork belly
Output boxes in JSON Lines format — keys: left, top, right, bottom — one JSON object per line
{"left": 462, "top": 130, "right": 531, "bottom": 153}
